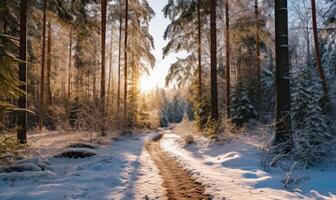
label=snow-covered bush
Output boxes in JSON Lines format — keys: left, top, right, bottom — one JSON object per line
{"left": 0, "top": 130, "right": 25, "bottom": 165}
{"left": 183, "top": 135, "right": 195, "bottom": 146}
{"left": 292, "top": 69, "right": 334, "bottom": 165}
{"left": 55, "top": 148, "right": 97, "bottom": 159}
{"left": 230, "top": 84, "right": 258, "bottom": 127}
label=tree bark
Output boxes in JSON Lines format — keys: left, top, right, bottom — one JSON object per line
{"left": 117, "top": 0, "right": 123, "bottom": 113}
{"left": 18, "top": 0, "right": 27, "bottom": 144}
{"left": 107, "top": 26, "right": 113, "bottom": 114}
{"left": 67, "top": 27, "right": 72, "bottom": 119}
{"left": 275, "top": 0, "right": 292, "bottom": 145}
{"left": 39, "top": 0, "right": 47, "bottom": 132}
{"left": 46, "top": 20, "right": 52, "bottom": 106}
{"left": 123, "top": 0, "right": 129, "bottom": 132}
{"left": 225, "top": 0, "right": 231, "bottom": 119}
{"left": 255, "top": 0, "right": 261, "bottom": 108}
{"left": 210, "top": 0, "right": 219, "bottom": 121}
{"left": 311, "top": 0, "right": 328, "bottom": 97}
{"left": 197, "top": 0, "right": 202, "bottom": 101}
{"left": 101, "top": 0, "right": 107, "bottom": 135}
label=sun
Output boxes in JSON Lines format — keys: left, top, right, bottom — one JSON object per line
{"left": 139, "top": 75, "right": 156, "bottom": 92}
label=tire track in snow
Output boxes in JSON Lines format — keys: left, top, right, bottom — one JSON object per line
{"left": 146, "top": 134, "right": 211, "bottom": 200}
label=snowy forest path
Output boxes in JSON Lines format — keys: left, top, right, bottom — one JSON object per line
{"left": 146, "top": 134, "right": 211, "bottom": 200}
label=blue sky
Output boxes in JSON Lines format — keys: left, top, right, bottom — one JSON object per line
{"left": 140, "top": 0, "right": 185, "bottom": 90}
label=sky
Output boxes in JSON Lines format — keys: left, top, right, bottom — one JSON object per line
{"left": 139, "top": 0, "right": 185, "bottom": 91}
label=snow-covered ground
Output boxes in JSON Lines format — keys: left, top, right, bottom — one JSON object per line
{"left": 160, "top": 131, "right": 336, "bottom": 200}
{"left": 1, "top": 129, "right": 335, "bottom": 200}
{"left": 0, "top": 133, "right": 165, "bottom": 200}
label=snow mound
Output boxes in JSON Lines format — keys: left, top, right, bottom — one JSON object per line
{"left": 0, "top": 170, "right": 55, "bottom": 182}
{"left": 0, "top": 163, "right": 42, "bottom": 173}
{"left": 144, "top": 132, "right": 163, "bottom": 142}
{"left": 66, "top": 142, "right": 98, "bottom": 149}
{"left": 15, "top": 157, "right": 49, "bottom": 170}
{"left": 54, "top": 148, "right": 97, "bottom": 159}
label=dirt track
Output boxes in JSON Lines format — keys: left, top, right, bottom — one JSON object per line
{"left": 146, "top": 135, "right": 211, "bottom": 200}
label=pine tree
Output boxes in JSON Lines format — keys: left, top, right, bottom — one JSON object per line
{"left": 163, "top": 0, "right": 208, "bottom": 129}
{"left": 292, "top": 69, "right": 333, "bottom": 165}
{"left": 120, "top": 0, "right": 155, "bottom": 130}
{"left": 230, "top": 83, "right": 258, "bottom": 127}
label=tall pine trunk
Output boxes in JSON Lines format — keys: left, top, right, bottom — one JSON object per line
{"left": 18, "top": 0, "right": 27, "bottom": 143}
{"left": 225, "top": 0, "right": 231, "bottom": 119}
{"left": 117, "top": 0, "right": 123, "bottom": 112}
{"left": 3, "top": 0, "right": 6, "bottom": 34}
{"left": 101, "top": 0, "right": 107, "bottom": 135}
{"left": 46, "top": 20, "right": 52, "bottom": 106}
{"left": 39, "top": 0, "right": 47, "bottom": 132}
{"left": 275, "top": 0, "right": 291, "bottom": 145}
{"left": 255, "top": 0, "right": 261, "bottom": 109}
{"left": 123, "top": 0, "right": 129, "bottom": 132}
{"left": 210, "top": 0, "right": 219, "bottom": 121}
{"left": 311, "top": 0, "right": 328, "bottom": 98}
{"left": 67, "top": 27, "right": 72, "bottom": 120}
{"left": 197, "top": 0, "right": 202, "bottom": 101}
{"left": 107, "top": 28, "right": 113, "bottom": 113}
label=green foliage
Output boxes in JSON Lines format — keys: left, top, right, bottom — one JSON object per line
{"left": 204, "top": 117, "right": 219, "bottom": 139}
{"left": 0, "top": 34, "right": 24, "bottom": 129}
{"left": 191, "top": 87, "right": 211, "bottom": 130}
{"left": 230, "top": 83, "right": 258, "bottom": 127}
{"left": 0, "top": 129, "right": 25, "bottom": 159}
{"left": 292, "top": 69, "right": 334, "bottom": 165}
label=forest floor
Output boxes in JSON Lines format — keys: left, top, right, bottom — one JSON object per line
{"left": 0, "top": 122, "right": 336, "bottom": 200}
{"left": 146, "top": 133, "right": 210, "bottom": 200}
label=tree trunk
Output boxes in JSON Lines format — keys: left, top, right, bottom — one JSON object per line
{"left": 210, "top": 0, "right": 219, "bottom": 122}
{"left": 67, "top": 27, "right": 72, "bottom": 120}
{"left": 39, "top": 0, "right": 47, "bottom": 132}
{"left": 18, "top": 0, "right": 27, "bottom": 144}
{"left": 101, "top": 0, "right": 107, "bottom": 135}
{"left": 274, "top": 0, "right": 292, "bottom": 145}
{"left": 197, "top": 0, "right": 202, "bottom": 101}
{"left": 107, "top": 27, "right": 113, "bottom": 114}
{"left": 118, "top": 1, "right": 123, "bottom": 113}
{"left": 225, "top": 0, "right": 231, "bottom": 119}
{"left": 123, "top": 0, "right": 129, "bottom": 132}
{"left": 311, "top": 0, "right": 328, "bottom": 97}
{"left": 46, "top": 20, "right": 52, "bottom": 106}
{"left": 3, "top": 0, "right": 6, "bottom": 34}
{"left": 255, "top": 0, "right": 261, "bottom": 109}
